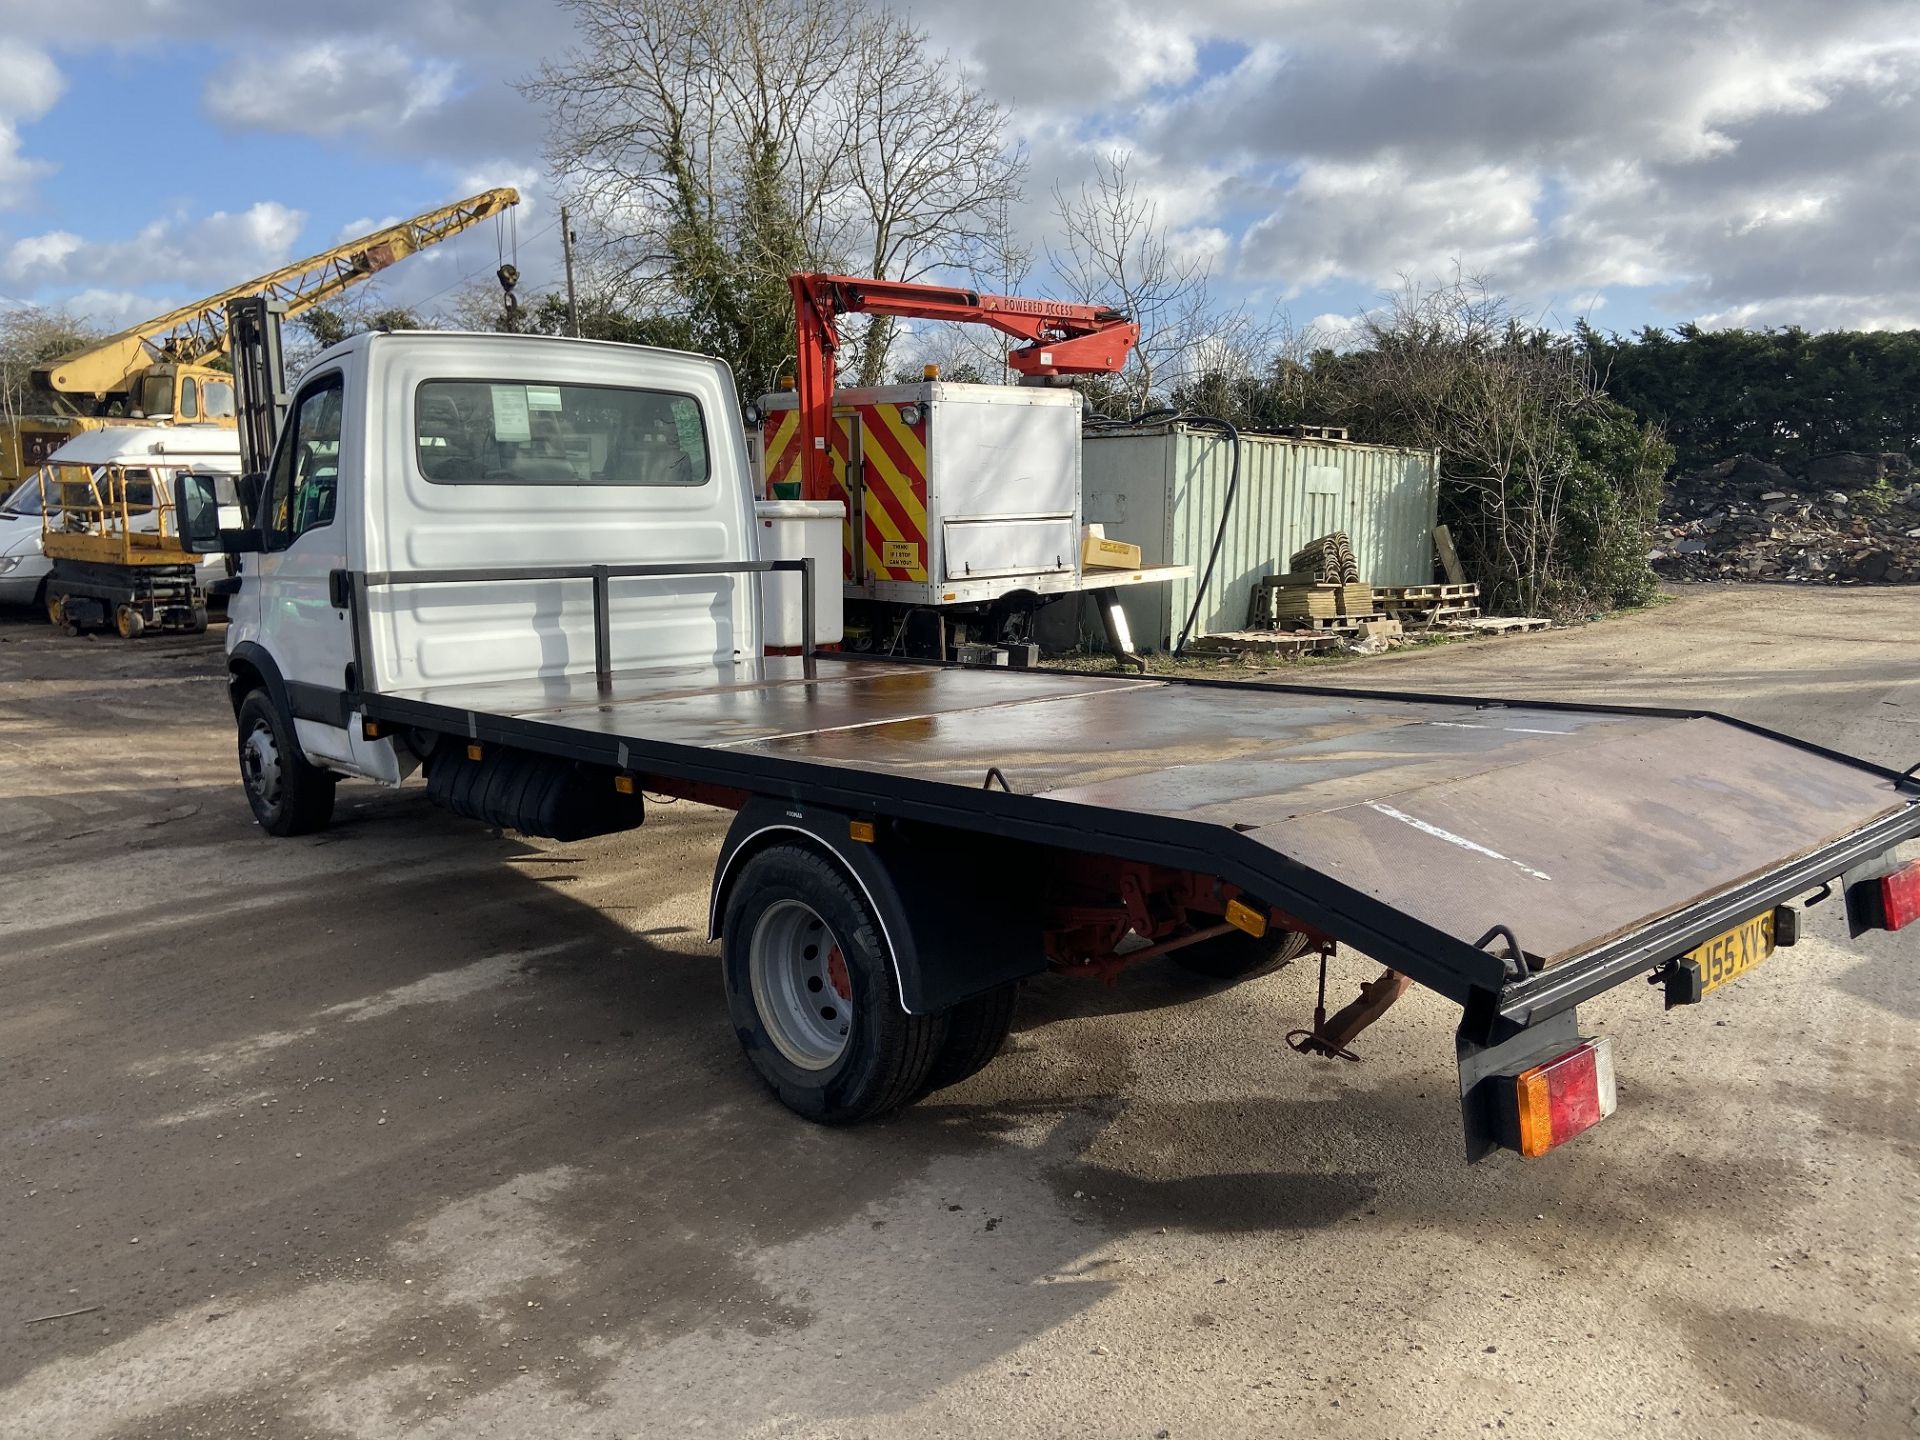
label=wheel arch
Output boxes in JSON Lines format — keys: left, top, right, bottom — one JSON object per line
{"left": 710, "top": 798, "right": 1047, "bottom": 1015}
{"left": 227, "top": 641, "right": 289, "bottom": 721}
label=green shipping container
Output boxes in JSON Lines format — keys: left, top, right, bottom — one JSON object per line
{"left": 1081, "top": 422, "right": 1440, "bottom": 650}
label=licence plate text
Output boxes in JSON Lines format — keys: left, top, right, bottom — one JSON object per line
{"left": 1683, "top": 911, "right": 1776, "bottom": 996}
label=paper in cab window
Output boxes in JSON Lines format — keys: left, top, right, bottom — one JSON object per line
{"left": 490, "top": 384, "right": 532, "bottom": 441}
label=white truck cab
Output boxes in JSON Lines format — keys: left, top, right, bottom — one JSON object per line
{"left": 211, "top": 331, "right": 764, "bottom": 790}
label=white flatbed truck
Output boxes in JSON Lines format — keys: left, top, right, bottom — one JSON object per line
{"left": 172, "top": 330, "right": 1920, "bottom": 1161}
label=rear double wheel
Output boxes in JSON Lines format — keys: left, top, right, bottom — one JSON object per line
{"left": 722, "top": 844, "right": 949, "bottom": 1123}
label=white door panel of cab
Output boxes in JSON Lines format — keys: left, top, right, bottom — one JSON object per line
{"left": 252, "top": 367, "right": 356, "bottom": 766}
{"left": 362, "top": 341, "right": 757, "bottom": 692}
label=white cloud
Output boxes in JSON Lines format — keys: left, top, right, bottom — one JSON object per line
{"left": 0, "top": 40, "right": 63, "bottom": 202}
{"left": 914, "top": 1, "right": 1201, "bottom": 116}
{"left": 1241, "top": 161, "right": 1541, "bottom": 292}
{"left": 206, "top": 39, "right": 457, "bottom": 137}
{"left": 3, "top": 201, "right": 306, "bottom": 292}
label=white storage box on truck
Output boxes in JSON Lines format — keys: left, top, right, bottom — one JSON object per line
{"left": 171, "top": 329, "right": 1920, "bottom": 1164}
{"left": 759, "top": 382, "right": 1188, "bottom": 658}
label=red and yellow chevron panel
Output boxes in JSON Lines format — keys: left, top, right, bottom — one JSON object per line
{"left": 763, "top": 408, "right": 857, "bottom": 580}
{"left": 761, "top": 409, "right": 801, "bottom": 496}
{"left": 762, "top": 400, "right": 928, "bottom": 586}
{"left": 857, "top": 403, "right": 928, "bottom": 582}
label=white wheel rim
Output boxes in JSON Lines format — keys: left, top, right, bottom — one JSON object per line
{"left": 749, "top": 899, "right": 853, "bottom": 1070}
{"left": 242, "top": 720, "right": 283, "bottom": 808}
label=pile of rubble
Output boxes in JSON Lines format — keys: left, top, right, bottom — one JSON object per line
{"left": 1653, "top": 452, "right": 1920, "bottom": 584}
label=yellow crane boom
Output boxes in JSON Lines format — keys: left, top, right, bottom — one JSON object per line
{"left": 34, "top": 186, "right": 520, "bottom": 400}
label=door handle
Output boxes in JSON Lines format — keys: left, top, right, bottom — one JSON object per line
{"left": 328, "top": 569, "right": 351, "bottom": 609}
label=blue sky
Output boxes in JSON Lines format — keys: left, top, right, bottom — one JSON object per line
{"left": 2, "top": 0, "right": 1917, "bottom": 352}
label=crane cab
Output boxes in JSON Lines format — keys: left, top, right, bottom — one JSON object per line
{"left": 132, "top": 364, "right": 238, "bottom": 425}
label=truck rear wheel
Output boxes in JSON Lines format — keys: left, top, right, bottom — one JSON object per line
{"left": 1172, "top": 926, "right": 1312, "bottom": 982}
{"left": 721, "top": 844, "right": 946, "bottom": 1124}
{"left": 237, "top": 690, "right": 336, "bottom": 836}
{"left": 918, "top": 982, "right": 1019, "bottom": 1096}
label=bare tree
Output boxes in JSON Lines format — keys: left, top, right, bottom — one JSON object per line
{"left": 886, "top": 193, "right": 1035, "bottom": 384}
{"left": 527, "top": 0, "right": 1024, "bottom": 397}
{"left": 1050, "top": 151, "right": 1213, "bottom": 411}
{"left": 0, "top": 305, "right": 100, "bottom": 435}
{"left": 835, "top": 11, "right": 1026, "bottom": 384}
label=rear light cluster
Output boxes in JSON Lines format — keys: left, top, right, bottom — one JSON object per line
{"left": 1879, "top": 861, "right": 1920, "bottom": 932}
{"left": 1508, "top": 1037, "right": 1617, "bottom": 1157}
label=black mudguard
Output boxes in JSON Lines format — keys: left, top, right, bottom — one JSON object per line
{"left": 710, "top": 797, "right": 1047, "bottom": 1015}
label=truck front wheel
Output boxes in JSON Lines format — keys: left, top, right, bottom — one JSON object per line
{"left": 721, "top": 844, "right": 946, "bottom": 1124}
{"left": 236, "top": 690, "right": 336, "bottom": 836}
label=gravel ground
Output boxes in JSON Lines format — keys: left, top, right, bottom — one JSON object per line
{"left": 1, "top": 584, "right": 1916, "bottom": 1440}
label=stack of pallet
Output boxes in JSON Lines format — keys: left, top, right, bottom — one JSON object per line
{"left": 1248, "top": 573, "right": 1381, "bottom": 631}
{"left": 1373, "top": 583, "right": 1482, "bottom": 628}
{"left": 1287, "top": 532, "right": 1360, "bottom": 584}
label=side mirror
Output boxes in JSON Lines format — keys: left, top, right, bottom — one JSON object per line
{"left": 172, "top": 472, "right": 262, "bottom": 555}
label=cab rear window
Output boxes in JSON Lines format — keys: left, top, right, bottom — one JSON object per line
{"left": 414, "top": 380, "right": 710, "bottom": 486}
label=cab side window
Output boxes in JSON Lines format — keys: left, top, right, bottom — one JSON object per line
{"left": 265, "top": 375, "right": 344, "bottom": 550}
{"left": 179, "top": 377, "right": 199, "bottom": 420}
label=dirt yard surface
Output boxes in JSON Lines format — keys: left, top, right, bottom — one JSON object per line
{"left": 2, "top": 584, "right": 1915, "bottom": 1440}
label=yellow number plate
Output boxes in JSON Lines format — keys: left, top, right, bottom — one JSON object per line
{"left": 1684, "top": 911, "right": 1776, "bottom": 995}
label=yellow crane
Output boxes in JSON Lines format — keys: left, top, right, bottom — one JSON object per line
{"left": 4, "top": 186, "right": 520, "bottom": 484}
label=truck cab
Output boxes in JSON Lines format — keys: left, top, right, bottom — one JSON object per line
{"left": 213, "top": 331, "right": 761, "bottom": 786}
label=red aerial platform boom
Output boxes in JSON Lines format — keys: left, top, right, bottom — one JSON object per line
{"left": 787, "top": 272, "right": 1139, "bottom": 502}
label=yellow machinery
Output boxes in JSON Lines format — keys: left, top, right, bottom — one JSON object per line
{"left": 37, "top": 426, "right": 243, "bottom": 636}
{"left": 29, "top": 186, "right": 520, "bottom": 636}
{"left": 4, "top": 186, "right": 520, "bottom": 486}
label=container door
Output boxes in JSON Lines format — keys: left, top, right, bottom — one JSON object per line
{"left": 930, "top": 395, "right": 1077, "bottom": 582}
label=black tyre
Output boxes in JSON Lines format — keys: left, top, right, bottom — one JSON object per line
{"left": 1172, "top": 926, "right": 1312, "bottom": 982}
{"left": 236, "top": 689, "right": 336, "bottom": 836}
{"left": 918, "top": 982, "right": 1019, "bottom": 1096}
{"left": 722, "top": 844, "right": 947, "bottom": 1124}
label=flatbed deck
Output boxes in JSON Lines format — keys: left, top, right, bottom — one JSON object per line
{"left": 365, "top": 654, "right": 1920, "bottom": 1022}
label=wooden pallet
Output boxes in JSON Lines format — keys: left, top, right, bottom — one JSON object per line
{"left": 1381, "top": 599, "right": 1479, "bottom": 618}
{"left": 1373, "top": 583, "right": 1480, "bottom": 603}
{"left": 1190, "top": 631, "right": 1338, "bottom": 658}
{"left": 1284, "top": 614, "right": 1363, "bottom": 632}
{"left": 1440, "top": 615, "right": 1551, "bottom": 634}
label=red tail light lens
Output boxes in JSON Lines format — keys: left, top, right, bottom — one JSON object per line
{"left": 1511, "top": 1037, "right": 1617, "bottom": 1157}
{"left": 1881, "top": 861, "right": 1920, "bottom": 932}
